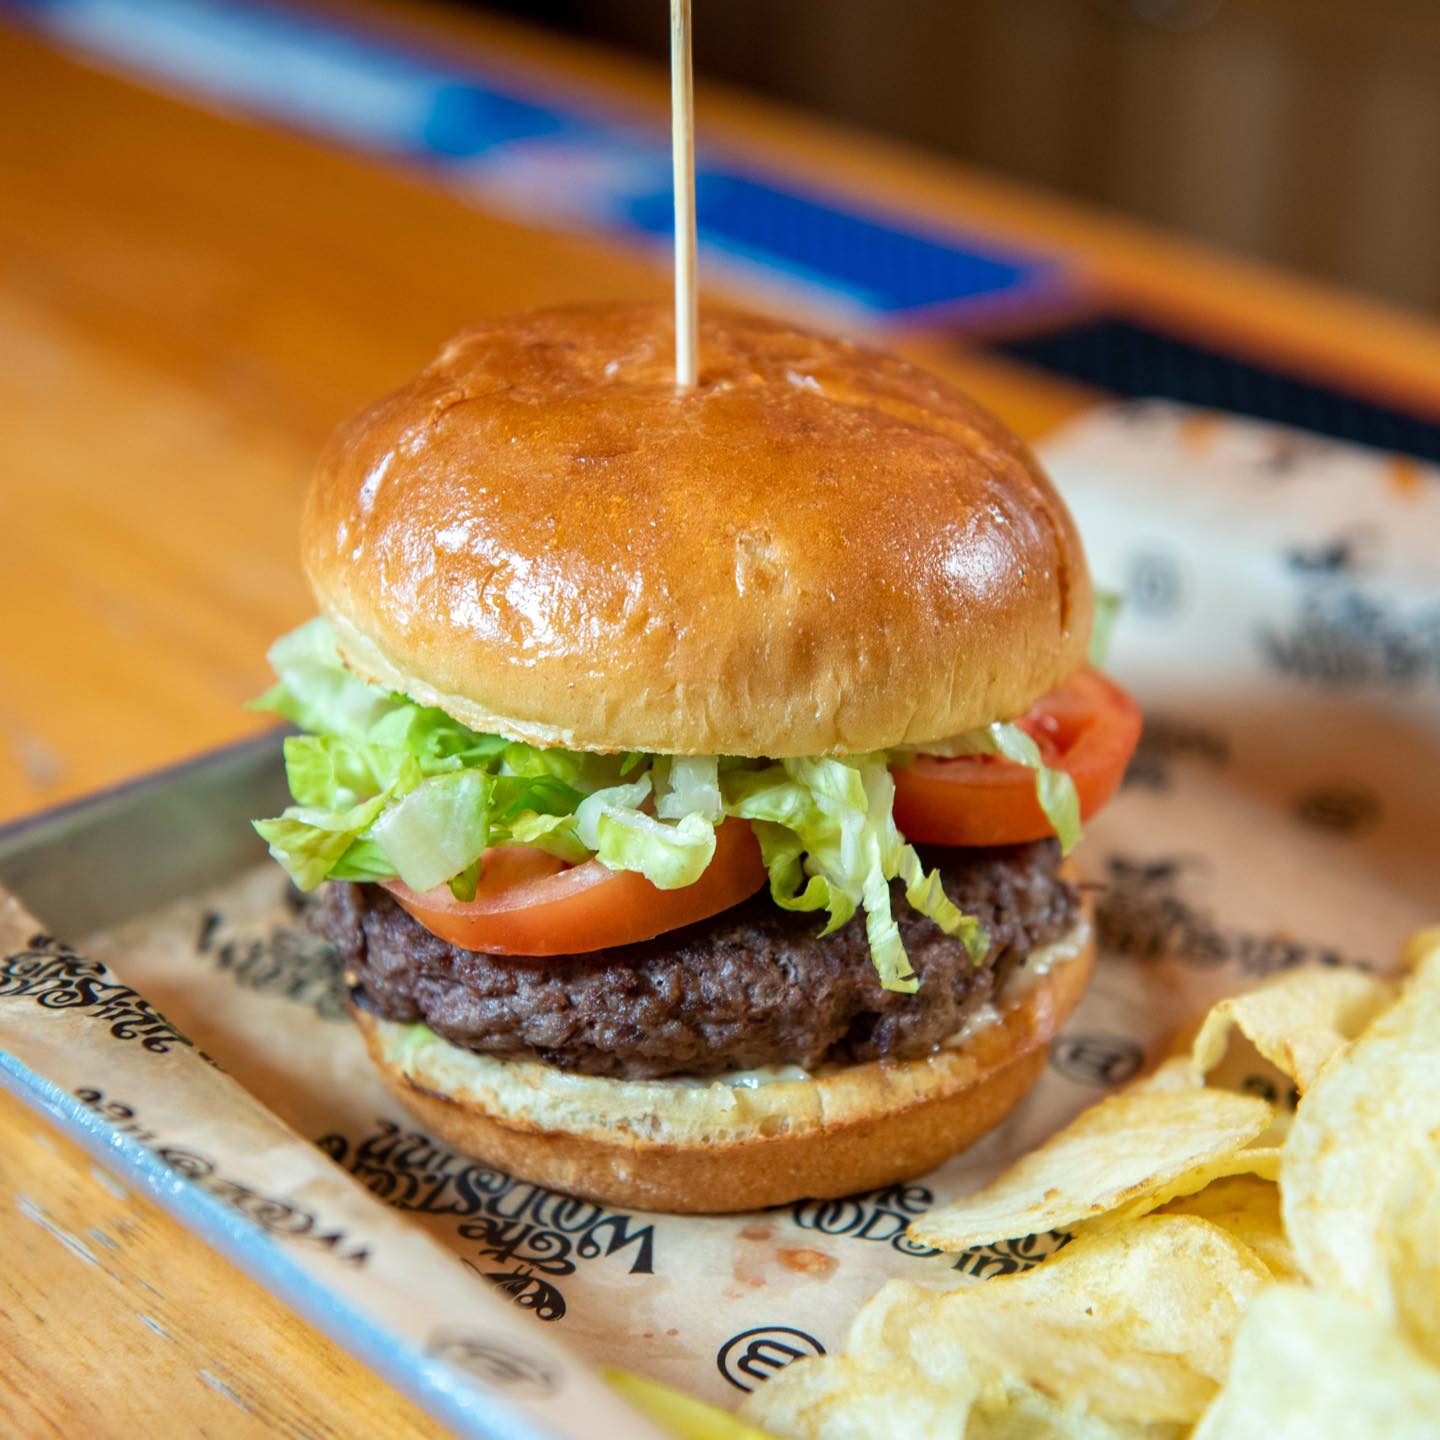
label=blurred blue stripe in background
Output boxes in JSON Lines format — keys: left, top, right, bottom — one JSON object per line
{"left": 3, "top": 0, "right": 1058, "bottom": 318}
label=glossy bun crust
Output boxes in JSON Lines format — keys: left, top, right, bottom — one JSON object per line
{"left": 304, "top": 304, "right": 1092, "bottom": 755}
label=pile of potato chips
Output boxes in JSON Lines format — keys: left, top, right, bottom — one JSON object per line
{"left": 733, "top": 929, "right": 1440, "bottom": 1440}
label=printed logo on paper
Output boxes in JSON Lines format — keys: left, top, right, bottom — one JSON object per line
{"left": 1094, "top": 854, "right": 1373, "bottom": 975}
{"left": 1261, "top": 543, "right": 1440, "bottom": 691}
{"left": 73, "top": 1088, "right": 371, "bottom": 1265}
{"left": 195, "top": 910, "right": 350, "bottom": 1021}
{"left": 1049, "top": 1033, "right": 1145, "bottom": 1087}
{"left": 1292, "top": 783, "right": 1382, "bottom": 836}
{"left": 717, "top": 1326, "right": 826, "bottom": 1392}
{"left": 1, "top": 934, "right": 211, "bottom": 1060}
{"left": 791, "top": 1183, "right": 1070, "bottom": 1279}
{"left": 427, "top": 1328, "right": 561, "bottom": 1397}
{"left": 1123, "top": 714, "right": 1230, "bottom": 792}
{"left": 320, "top": 1120, "right": 657, "bottom": 1322}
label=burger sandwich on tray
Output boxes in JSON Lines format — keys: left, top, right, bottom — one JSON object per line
{"left": 253, "top": 302, "right": 1141, "bottom": 1213}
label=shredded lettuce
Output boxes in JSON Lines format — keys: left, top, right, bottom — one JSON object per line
{"left": 371, "top": 769, "right": 491, "bottom": 893}
{"left": 504, "top": 810, "right": 589, "bottom": 864}
{"left": 989, "top": 723, "right": 1081, "bottom": 856}
{"left": 598, "top": 809, "right": 717, "bottom": 890}
{"left": 1090, "top": 587, "right": 1123, "bottom": 667}
{"left": 249, "top": 620, "right": 619, "bottom": 898}
{"left": 574, "top": 775, "right": 719, "bottom": 890}
{"left": 721, "top": 756, "right": 987, "bottom": 991}
{"left": 251, "top": 619, "right": 1049, "bottom": 991}
{"left": 251, "top": 619, "right": 399, "bottom": 741}
{"left": 653, "top": 756, "right": 723, "bottom": 823}
{"left": 252, "top": 791, "right": 388, "bottom": 891}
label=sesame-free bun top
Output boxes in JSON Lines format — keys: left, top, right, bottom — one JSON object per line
{"left": 303, "top": 303, "right": 1092, "bottom": 756}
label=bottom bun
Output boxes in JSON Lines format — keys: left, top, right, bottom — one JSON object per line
{"left": 354, "top": 899, "right": 1095, "bottom": 1213}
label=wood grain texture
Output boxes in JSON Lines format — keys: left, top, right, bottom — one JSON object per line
{"left": 5, "top": 0, "right": 1439, "bottom": 826}
{"left": 0, "top": 1087, "right": 445, "bottom": 1438}
{"left": 2, "top": 0, "right": 1438, "bottom": 1432}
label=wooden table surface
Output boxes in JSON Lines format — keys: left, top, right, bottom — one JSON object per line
{"left": 3, "top": 2, "right": 1438, "bottom": 1434}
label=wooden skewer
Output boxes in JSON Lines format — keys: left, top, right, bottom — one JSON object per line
{"left": 670, "top": 0, "right": 698, "bottom": 390}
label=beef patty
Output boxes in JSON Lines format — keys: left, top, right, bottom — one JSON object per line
{"left": 313, "top": 840, "right": 1079, "bottom": 1080}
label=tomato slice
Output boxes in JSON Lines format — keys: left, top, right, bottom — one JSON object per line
{"left": 891, "top": 669, "right": 1142, "bottom": 848}
{"left": 383, "top": 819, "right": 767, "bottom": 956}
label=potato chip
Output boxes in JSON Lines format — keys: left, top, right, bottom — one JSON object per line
{"left": 738, "top": 1351, "right": 979, "bottom": 1440}
{"left": 1383, "top": 1154, "right": 1440, "bottom": 1370}
{"left": 1129, "top": 1054, "right": 1203, "bottom": 1092}
{"left": 1095, "top": 1144, "right": 1281, "bottom": 1227}
{"left": 909, "top": 1081, "right": 1273, "bottom": 1252}
{"left": 1193, "top": 1044, "right": 1300, "bottom": 1146}
{"left": 743, "top": 947, "right": 1440, "bottom": 1440}
{"left": 1190, "top": 1286, "right": 1440, "bottom": 1440}
{"left": 728, "top": 1281, "right": 988, "bottom": 1437}
{"left": 1401, "top": 925, "right": 1440, "bottom": 972}
{"left": 1281, "top": 939, "right": 1440, "bottom": 1364}
{"left": 1156, "top": 1175, "right": 1298, "bottom": 1282}
{"left": 742, "top": 1217, "right": 1271, "bottom": 1438}
{"left": 927, "top": 1216, "right": 1271, "bottom": 1423}
{"left": 1189, "top": 965, "right": 1396, "bottom": 1095}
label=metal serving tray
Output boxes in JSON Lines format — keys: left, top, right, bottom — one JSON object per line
{"left": 0, "top": 734, "right": 614, "bottom": 1440}
{"left": 0, "top": 731, "right": 291, "bottom": 935}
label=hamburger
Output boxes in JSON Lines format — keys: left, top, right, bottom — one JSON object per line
{"left": 253, "top": 303, "right": 1140, "bottom": 1213}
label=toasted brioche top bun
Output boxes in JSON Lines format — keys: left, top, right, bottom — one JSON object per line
{"left": 355, "top": 905, "right": 1094, "bottom": 1213}
{"left": 304, "top": 303, "right": 1092, "bottom": 756}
